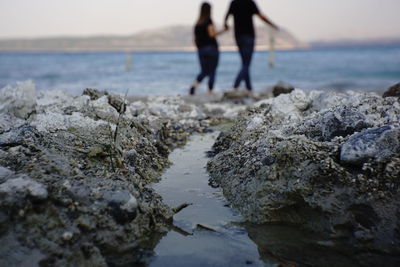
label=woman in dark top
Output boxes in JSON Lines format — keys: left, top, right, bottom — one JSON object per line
{"left": 189, "top": 2, "right": 227, "bottom": 95}
{"left": 224, "top": 0, "right": 278, "bottom": 92}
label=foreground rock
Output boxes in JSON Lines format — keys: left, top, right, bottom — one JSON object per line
{"left": 207, "top": 89, "right": 400, "bottom": 261}
{"left": 0, "top": 82, "right": 244, "bottom": 266}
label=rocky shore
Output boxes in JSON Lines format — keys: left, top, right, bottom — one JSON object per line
{"left": 1, "top": 79, "right": 399, "bottom": 266}
{"left": 207, "top": 88, "right": 400, "bottom": 263}
{"left": 0, "top": 81, "right": 244, "bottom": 266}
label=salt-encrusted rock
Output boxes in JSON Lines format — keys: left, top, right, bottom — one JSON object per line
{"left": 1, "top": 83, "right": 240, "bottom": 266}
{"left": 208, "top": 89, "right": 400, "bottom": 256}
{"left": 0, "top": 81, "right": 36, "bottom": 119}
{"left": 0, "top": 113, "right": 26, "bottom": 134}
{"left": 103, "top": 190, "right": 138, "bottom": 224}
{"left": 255, "top": 89, "right": 311, "bottom": 122}
{"left": 0, "top": 167, "right": 13, "bottom": 183}
{"left": 0, "top": 175, "right": 48, "bottom": 201}
{"left": 0, "top": 81, "right": 253, "bottom": 266}
{"left": 145, "top": 96, "right": 207, "bottom": 121}
{"left": 318, "top": 108, "right": 372, "bottom": 141}
{"left": 128, "top": 101, "right": 147, "bottom": 116}
{"left": 203, "top": 103, "right": 247, "bottom": 121}
{"left": 31, "top": 111, "right": 113, "bottom": 133}
{"left": 0, "top": 125, "right": 38, "bottom": 147}
{"left": 340, "top": 125, "right": 400, "bottom": 164}
{"left": 83, "top": 88, "right": 107, "bottom": 100}
{"left": 36, "top": 90, "right": 74, "bottom": 111}
{"left": 103, "top": 190, "right": 138, "bottom": 211}
{"left": 383, "top": 82, "right": 400, "bottom": 98}
{"left": 108, "top": 94, "right": 126, "bottom": 114}
{"left": 91, "top": 95, "right": 120, "bottom": 123}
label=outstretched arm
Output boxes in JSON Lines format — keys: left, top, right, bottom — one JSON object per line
{"left": 256, "top": 13, "right": 279, "bottom": 30}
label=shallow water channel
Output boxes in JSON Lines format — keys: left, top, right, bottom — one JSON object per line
{"left": 150, "top": 132, "right": 266, "bottom": 266}
{"left": 149, "top": 133, "right": 367, "bottom": 267}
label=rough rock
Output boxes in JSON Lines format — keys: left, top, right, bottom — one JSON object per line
{"left": 254, "top": 89, "right": 311, "bottom": 122}
{"left": 0, "top": 81, "right": 36, "bottom": 119}
{"left": 108, "top": 94, "right": 127, "bottom": 114}
{"left": 383, "top": 82, "right": 400, "bottom": 98}
{"left": 222, "top": 90, "right": 252, "bottom": 101}
{"left": 0, "top": 113, "right": 26, "bottom": 134}
{"left": 31, "top": 112, "right": 112, "bottom": 133}
{"left": 207, "top": 89, "right": 400, "bottom": 256}
{"left": 83, "top": 88, "right": 107, "bottom": 100}
{"left": 340, "top": 125, "right": 400, "bottom": 164}
{"left": 271, "top": 81, "right": 295, "bottom": 97}
{"left": 0, "top": 167, "right": 12, "bottom": 182}
{"left": 91, "top": 95, "right": 120, "bottom": 123}
{"left": 300, "top": 107, "right": 372, "bottom": 141}
{"left": 0, "top": 173, "right": 48, "bottom": 201}
{"left": 36, "top": 90, "right": 74, "bottom": 109}
{"left": 0, "top": 85, "right": 246, "bottom": 266}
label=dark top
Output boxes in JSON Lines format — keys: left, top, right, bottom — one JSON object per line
{"left": 227, "top": 0, "right": 260, "bottom": 38}
{"left": 194, "top": 19, "right": 218, "bottom": 49}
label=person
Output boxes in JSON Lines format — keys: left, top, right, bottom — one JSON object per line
{"left": 224, "top": 0, "right": 279, "bottom": 92}
{"left": 189, "top": 2, "right": 227, "bottom": 95}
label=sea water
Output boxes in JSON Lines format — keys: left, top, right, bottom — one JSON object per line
{"left": 0, "top": 45, "right": 399, "bottom": 96}
{"left": 149, "top": 132, "right": 379, "bottom": 267}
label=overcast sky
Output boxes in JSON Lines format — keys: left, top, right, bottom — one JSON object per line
{"left": 1, "top": 0, "right": 399, "bottom": 41}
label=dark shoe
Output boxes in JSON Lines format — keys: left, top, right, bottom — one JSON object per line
{"left": 189, "top": 87, "right": 195, "bottom": 95}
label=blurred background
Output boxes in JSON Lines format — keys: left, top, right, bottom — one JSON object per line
{"left": 0, "top": 0, "right": 399, "bottom": 95}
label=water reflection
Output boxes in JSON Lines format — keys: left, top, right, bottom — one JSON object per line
{"left": 243, "top": 222, "right": 400, "bottom": 267}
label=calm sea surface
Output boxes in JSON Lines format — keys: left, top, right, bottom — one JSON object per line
{"left": 0, "top": 46, "right": 399, "bottom": 96}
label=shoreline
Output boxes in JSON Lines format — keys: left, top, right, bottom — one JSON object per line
{"left": 2, "top": 44, "right": 400, "bottom": 54}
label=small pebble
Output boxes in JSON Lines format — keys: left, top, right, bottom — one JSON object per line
{"left": 62, "top": 231, "right": 73, "bottom": 241}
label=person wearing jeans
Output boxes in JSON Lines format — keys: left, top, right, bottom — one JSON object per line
{"left": 194, "top": 44, "right": 219, "bottom": 94}
{"left": 234, "top": 35, "right": 255, "bottom": 90}
{"left": 190, "top": 2, "right": 227, "bottom": 95}
{"left": 224, "top": 0, "right": 279, "bottom": 92}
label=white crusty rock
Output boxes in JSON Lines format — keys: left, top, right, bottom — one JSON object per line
{"left": 36, "top": 90, "right": 74, "bottom": 111}
{"left": 0, "top": 80, "right": 36, "bottom": 119}
{"left": 254, "top": 89, "right": 311, "bottom": 122}
{"left": 91, "top": 95, "right": 120, "bottom": 123}
{"left": 0, "top": 166, "right": 13, "bottom": 183}
{"left": 121, "top": 194, "right": 138, "bottom": 213}
{"left": 31, "top": 112, "right": 114, "bottom": 133}
{"left": 208, "top": 89, "right": 400, "bottom": 254}
{"left": 0, "top": 175, "right": 48, "bottom": 200}
{"left": 340, "top": 125, "right": 400, "bottom": 164}
{"left": 0, "top": 113, "right": 26, "bottom": 133}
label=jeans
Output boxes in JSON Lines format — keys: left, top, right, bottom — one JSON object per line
{"left": 234, "top": 36, "right": 255, "bottom": 91}
{"left": 196, "top": 45, "right": 219, "bottom": 90}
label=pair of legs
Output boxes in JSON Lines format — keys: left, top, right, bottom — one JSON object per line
{"left": 190, "top": 45, "right": 219, "bottom": 95}
{"left": 233, "top": 35, "right": 255, "bottom": 91}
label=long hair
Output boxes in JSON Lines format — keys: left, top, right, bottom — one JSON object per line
{"left": 196, "top": 2, "right": 211, "bottom": 25}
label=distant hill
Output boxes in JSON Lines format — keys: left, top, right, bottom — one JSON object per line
{"left": 310, "top": 38, "right": 400, "bottom": 48}
{"left": 0, "top": 25, "right": 306, "bottom": 52}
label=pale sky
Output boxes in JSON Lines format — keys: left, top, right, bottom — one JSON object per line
{"left": 0, "top": 0, "right": 399, "bottom": 41}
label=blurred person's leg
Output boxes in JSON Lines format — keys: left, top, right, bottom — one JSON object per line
{"left": 190, "top": 47, "right": 208, "bottom": 95}
{"left": 207, "top": 46, "right": 219, "bottom": 92}
{"left": 234, "top": 36, "right": 255, "bottom": 91}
